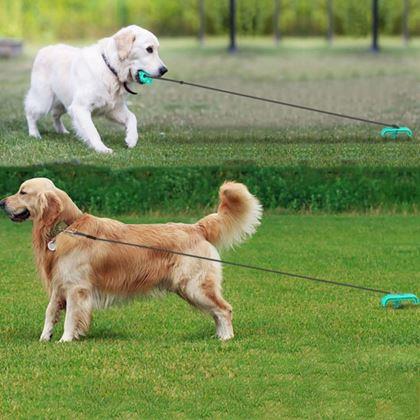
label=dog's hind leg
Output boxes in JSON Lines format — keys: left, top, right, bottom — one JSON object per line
{"left": 59, "top": 287, "right": 93, "bottom": 342}
{"left": 52, "top": 102, "right": 69, "bottom": 134}
{"left": 202, "top": 275, "right": 234, "bottom": 341}
{"left": 39, "top": 290, "right": 65, "bottom": 341}
{"left": 178, "top": 272, "right": 234, "bottom": 341}
{"left": 24, "top": 81, "right": 54, "bottom": 139}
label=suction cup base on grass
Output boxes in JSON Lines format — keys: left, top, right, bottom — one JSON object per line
{"left": 380, "top": 126, "right": 413, "bottom": 140}
{"left": 381, "top": 293, "right": 419, "bottom": 309}
{"left": 137, "top": 70, "right": 153, "bottom": 85}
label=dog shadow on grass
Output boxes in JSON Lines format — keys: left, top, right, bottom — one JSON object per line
{"left": 88, "top": 324, "right": 212, "bottom": 343}
{"left": 88, "top": 325, "right": 231, "bottom": 344}
{"left": 10, "top": 328, "right": 246, "bottom": 344}
{"left": 87, "top": 330, "right": 132, "bottom": 341}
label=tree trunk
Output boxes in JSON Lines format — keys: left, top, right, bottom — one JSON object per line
{"left": 273, "top": 0, "right": 281, "bottom": 46}
{"left": 198, "top": 0, "right": 205, "bottom": 46}
{"left": 403, "top": 0, "right": 409, "bottom": 46}
{"left": 371, "top": 0, "right": 380, "bottom": 52}
{"left": 327, "top": 0, "right": 334, "bottom": 45}
{"left": 228, "top": 0, "right": 237, "bottom": 53}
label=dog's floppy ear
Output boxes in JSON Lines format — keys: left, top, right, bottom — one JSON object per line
{"left": 114, "top": 28, "right": 136, "bottom": 61}
{"left": 37, "top": 191, "right": 63, "bottom": 226}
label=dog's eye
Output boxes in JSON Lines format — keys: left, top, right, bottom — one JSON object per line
{"left": 20, "top": 191, "right": 27, "bottom": 195}
{"left": 146, "top": 46, "right": 153, "bottom": 54}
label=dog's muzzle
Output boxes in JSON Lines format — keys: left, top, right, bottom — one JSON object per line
{"left": 1, "top": 201, "right": 31, "bottom": 223}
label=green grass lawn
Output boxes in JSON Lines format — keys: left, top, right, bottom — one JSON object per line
{"left": 0, "top": 37, "right": 419, "bottom": 168}
{"left": 0, "top": 214, "right": 418, "bottom": 418}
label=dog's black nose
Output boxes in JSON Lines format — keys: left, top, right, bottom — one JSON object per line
{"left": 159, "top": 66, "right": 168, "bottom": 76}
{"left": 0, "top": 199, "right": 6, "bottom": 209}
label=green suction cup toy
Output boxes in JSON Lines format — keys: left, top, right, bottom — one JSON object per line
{"left": 137, "top": 70, "right": 153, "bottom": 85}
{"left": 380, "top": 126, "right": 413, "bottom": 139}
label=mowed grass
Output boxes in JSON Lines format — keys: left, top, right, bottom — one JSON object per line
{"left": 0, "top": 214, "right": 418, "bottom": 418}
{"left": 0, "top": 37, "right": 419, "bottom": 168}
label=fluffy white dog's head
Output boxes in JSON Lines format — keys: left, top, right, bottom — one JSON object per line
{"left": 105, "top": 25, "right": 167, "bottom": 83}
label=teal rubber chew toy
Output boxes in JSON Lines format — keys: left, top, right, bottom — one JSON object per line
{"left": 380, "top": 126, "right": 413, "bottom": 139}
{"left": 137, "top": 70, "right": 153, "bottom": 85}
{"left": 381, "top": 293, "right": 419, "bottom": 309}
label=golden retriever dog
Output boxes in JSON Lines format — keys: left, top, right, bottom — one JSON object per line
{"left": 0, "top": 178, "right": 262, "bottom": 342}
{"left": 25, "top": 25, "right": 167, "bottom": 154}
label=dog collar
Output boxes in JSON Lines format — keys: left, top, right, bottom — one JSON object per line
{"left": 47, "top": 221, "right": 69, "bottom": 252}
{"left": 101, "top": 53, "right": 138, "bottom": 95}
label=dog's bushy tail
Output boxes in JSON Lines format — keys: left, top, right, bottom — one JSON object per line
{"left": 197, "top": 182, "right": 262, "bottom": 250}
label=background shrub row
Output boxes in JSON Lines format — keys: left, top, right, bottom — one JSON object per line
{"left": 0, "top": 164, "right": 418, "bottom": 215}
{"left": 2, "top": 0, "right": 420, "bottom": 40}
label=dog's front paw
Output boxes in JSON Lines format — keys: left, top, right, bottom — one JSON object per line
{"left": 217, "top": 333, "right": 234, "bottom": 341}
{"left": 29, "top": 131, "right": 42, "bottom": 139}
{"left": 125, "top": 135, "right": 138, "bottom": 149}
{"left": 95, "top": 145, "right": 113, "bottom": 154}
{"left": 58, "top": 334, "right": 74, "bottom": 343}
{"left": 39, "top": 332, "right": 52, "bottom": 342}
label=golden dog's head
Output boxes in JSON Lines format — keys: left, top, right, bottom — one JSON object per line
{"left": 0, "top": 178, "right": 64, "bottom": 224}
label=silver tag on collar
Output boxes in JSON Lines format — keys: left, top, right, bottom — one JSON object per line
{"left": 47, "top": 239, "right": 57, "bottom": 252}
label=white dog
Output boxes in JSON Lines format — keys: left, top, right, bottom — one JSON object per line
{"left": 24, "top": 25, "right": 167, "bottom": 154}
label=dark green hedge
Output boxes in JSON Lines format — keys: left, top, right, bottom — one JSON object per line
{"left": 0, "top": 164, "right": 419, "bottom": 214}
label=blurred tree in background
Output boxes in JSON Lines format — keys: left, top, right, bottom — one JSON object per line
{"left": 0, "top": 0, "right": 419, "bottom": 40}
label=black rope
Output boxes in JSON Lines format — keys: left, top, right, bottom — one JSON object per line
{"left": 152, "top": 76, "right": 399, "bottom": 129}
{"left": 64, "top": 230, "right": 393, "bottom": 295}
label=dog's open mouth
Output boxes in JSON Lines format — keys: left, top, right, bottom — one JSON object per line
{"left": 10, "top": 209, "right": 30, "bottom": 223}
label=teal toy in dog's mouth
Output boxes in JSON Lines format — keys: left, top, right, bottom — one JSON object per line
{"left": 137, "top": 70, "right": 153, "bottom": 85}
